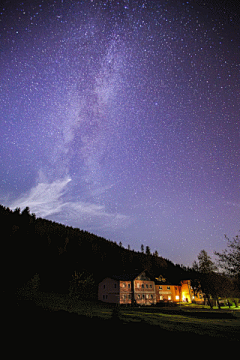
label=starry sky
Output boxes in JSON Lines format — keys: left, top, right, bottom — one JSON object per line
{"left": 1, "top": 0, "right": 239, "bottom": 266}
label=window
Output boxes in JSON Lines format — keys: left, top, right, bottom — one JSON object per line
{"left": 142, "top": 294, "right": 145, "bottom": 299}
{"left": 159, "top": 286, "right": 162, "bottom": 290}
{"left": 160, "top": 296, "right": 163, "bottom": 300}
{"left": 141, "top": 284, "right": 144, "bottom": 288}
{"left": 146, "top": 294, "right": 149, "bottom": 299}
{"left": 168, "top": 296, "right": 171, "bottom": 300}
{"left": 176, "top": 296, "right": 179, "bottom": 300}
{"left": 146, "top": 284, "right": 148, "bottom": 288}
{"left": 114, "top": 283, "right": 117, "bottom": 288}
{"left": 103, "top": 284, "right": 105, "bottom": 289}
{"left": 137, "top": 283, "right": 140, "bottom": 288}
{"left": 122, "top": 283, "right": 126, "bottom": 288}
{"left": 167, "top": 286, "right": 170, "bottom": 290}
{"left": 138, "top": 294, "right": 141, "bottom": 299}
{"left": 128, "top": 283, "right": 131, "bottom": 288}
{"left": 150, "top": 284, "right": 152, "bottom": 288}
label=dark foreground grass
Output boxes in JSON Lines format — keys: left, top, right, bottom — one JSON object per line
{"left": 4, "top": 290, "right": 240, "bottom": 352}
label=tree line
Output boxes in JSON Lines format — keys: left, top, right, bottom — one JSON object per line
{"left": 192, "top": 237, "right": 240, "bottom": 308}
{"left": 1, "top": 204, "right": 239, "bottom": 305}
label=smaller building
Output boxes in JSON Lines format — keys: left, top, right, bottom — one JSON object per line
{"left": 155, "top": 275, "right": 181, "bottom": 303}
{"left": 155, "top": 276, "right": 204, "bottom": 304}
{"left": 98, "top": 270, "right": 156, "bottom": 305}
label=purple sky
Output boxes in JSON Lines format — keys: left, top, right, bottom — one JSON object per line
{"left": 1, "top": 0, "right": 239, "bottom": 266}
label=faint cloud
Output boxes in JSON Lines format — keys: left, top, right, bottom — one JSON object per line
{"left": 9, "top": 176, "right": 130, "bottom": 229}
{"left": 10, "top": 177, "right": 71, "bottom": 217}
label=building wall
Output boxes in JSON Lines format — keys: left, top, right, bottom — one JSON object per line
{"left": 98, "top": 277, "right": 120, "bottom": 303}
{"left": 119, "top": 280, "right": 132, "bottom": 305}
{"left": 134, "top": 280, "right": 156, "bottom": 305}
{"left": 155, "top": 284, "right": 181, "bottom": 302}
{"left": 181, "top": 280, "right": 192, "bottom": 303}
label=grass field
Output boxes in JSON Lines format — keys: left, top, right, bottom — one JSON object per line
{"left": 20, "top": 290, "right": 240, "bottom": 343}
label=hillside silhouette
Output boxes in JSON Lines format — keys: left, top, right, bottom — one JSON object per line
{"left": 1, "top": 204, "right": 190, "bottom": 295}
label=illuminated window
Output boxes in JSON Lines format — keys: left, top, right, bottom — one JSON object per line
{"left": 168, "top": 296, "right": 171, "bottom": 300}
{"left": 159, "top": 286, "right": 162, "bottom": 290}
{"left": 167, "top": 286, "right": 170, "bottom": 290}
{"left": 175, "top": 296, "right": 179, "bottom": 300}
{"left": 122, "top": 283, "right": 126, "bottom": 287}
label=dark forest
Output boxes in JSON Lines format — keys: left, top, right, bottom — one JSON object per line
{"left": 1, "top": 204, "right": 192, "bottom": 295}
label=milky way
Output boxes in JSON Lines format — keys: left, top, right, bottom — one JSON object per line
{"left": 0, "top": 1, "right": 239, "bottom": 266}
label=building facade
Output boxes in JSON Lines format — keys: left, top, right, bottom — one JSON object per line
{"left": 98, "top": 271, "right": 156, "bottom": 305}
{"left": 98, "top": 272, "right": 204, "bottom": 305}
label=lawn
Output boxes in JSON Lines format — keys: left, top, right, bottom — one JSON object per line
{"left": 18, "top": 290, "right": 240, "bottom": 343}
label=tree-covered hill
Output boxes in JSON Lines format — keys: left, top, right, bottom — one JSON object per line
{"left": 1, "top": 204, "right": 190, "bottom": 294}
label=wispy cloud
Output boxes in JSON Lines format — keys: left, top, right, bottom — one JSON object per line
{"left": 9, "top": 176, "right": 130, "bottom": 229}
{"left": 10, "top": 177, "right": 72, "bottom": 218}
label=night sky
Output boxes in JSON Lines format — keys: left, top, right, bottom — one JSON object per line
{"left": 1, "top": 0, "right": 239, "bottom": 266}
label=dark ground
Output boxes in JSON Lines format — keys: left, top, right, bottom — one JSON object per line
{"left": 3, "top": 296, "right": 239, "bottom": 355}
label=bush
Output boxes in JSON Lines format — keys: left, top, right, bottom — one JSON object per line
{"left": 68, "top": 271, "right": 95, "bottom": 300}
{"left": 232, "top": 298, "right": 239, "bottom": 308}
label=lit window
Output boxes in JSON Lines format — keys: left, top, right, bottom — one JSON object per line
{"left": 176, "top": 296, "right": 179, "bottom": 300}
{"left": 122, "top": 283, "right": 126, "bottom": 287}
{"left": 167, "top": 286, "right": 170, "bottom": 290}
{"left": 168, "top": 296, "right": 171, "bottom": 300}
{"left": 159, "top": 286, "right": 162, "bottom": 290}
